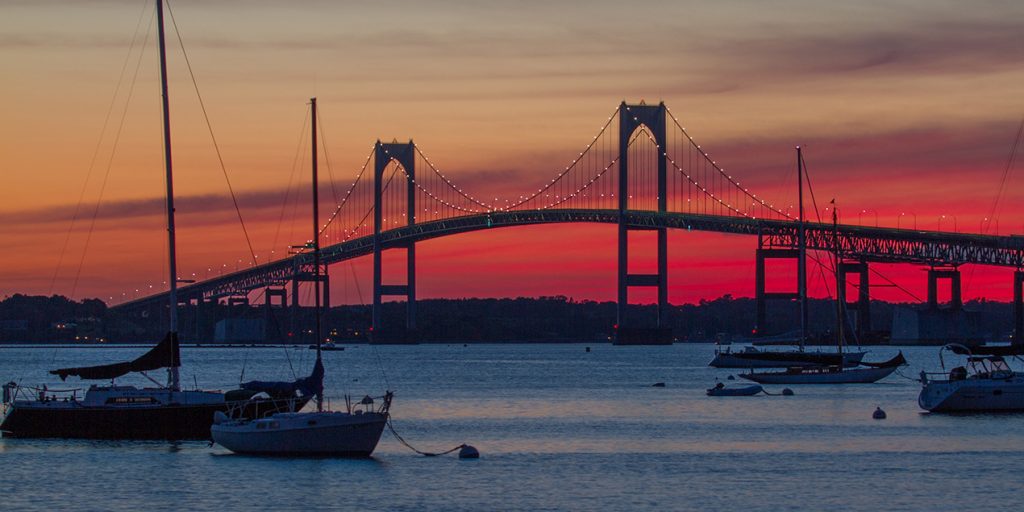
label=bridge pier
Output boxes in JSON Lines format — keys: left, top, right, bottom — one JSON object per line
{"left": 372, "top": 141, "right": 418, "bottom": 344}
{"left": 927, "top": 267, "right": 962, "bottom": 310}
{"left": 1014, "top": 270, "right": 1024, "bottom": 344}
{"left": 838, "top": 259, "right": 871, "bottom": 341}
{"left": 289, "top": 270, "right": 329, "bottom": 341}
{"left": 264, "top": 286, "right": 287, "bottom": 341}
{"left": 753, "top": 230, "right": 805, "bottom": 338}
{"left": 614, "top": 101, "right": 671, "bottom": 345}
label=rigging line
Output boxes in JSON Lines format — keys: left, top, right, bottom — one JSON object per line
{"left": 964, "top": 116, "right": 1024, "bottom": 294}
{"left": 315, "top": 111, "right": 341, "bottom": 206}
{"left": 272, "top": 106, "right": 310, "bottom": 260}
{"left": 49, "top": 1, "right": 151, "bottom": 296}
{"left": 802, "top": 151, "right": 921, "bottom": 302}
{"left": 69, "top": 12, "right": 155, "bottom": 299}
{"left": 799, "top": 150, "right": 824, "bottom": 224}
{"left": 166, "top": 0, "right": 257, "bottom": 265}
{"left": 983, "top": 116, "right": 1024, "bottom": 234}
{"left": 798, "top": 149, "right": 837, "bottom": 301}
{"left": 287, "top": 124, "right": 310, "bottom": 254}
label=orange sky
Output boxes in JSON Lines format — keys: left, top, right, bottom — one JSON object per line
{"left": 1, "top": 0, "right": 1023, "bottom": 306}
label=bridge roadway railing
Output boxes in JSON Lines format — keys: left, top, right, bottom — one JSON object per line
{"left": 113, "top": 209, "right": 1024, "bottom": 313}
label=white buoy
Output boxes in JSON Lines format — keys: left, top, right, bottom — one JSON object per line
{"left": 459, "top": 445, "right": 480, "bottom": 459}
{"left": 873, "top": 407, "right": 887, "bottom": 420}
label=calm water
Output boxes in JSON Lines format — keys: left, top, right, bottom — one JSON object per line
{"left": 2, "top": 343, "right": 1023, "bottom": 511}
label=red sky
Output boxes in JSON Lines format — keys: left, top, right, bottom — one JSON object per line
{"left": 1, "top": 0, "right": 1023, "bottom": 306}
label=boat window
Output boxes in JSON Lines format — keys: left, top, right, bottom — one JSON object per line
{"left": 269, "top": 421, "right": 279, "bottom": 429}
{"left": 105, "top": 397, "right": 158, "bottom": 405}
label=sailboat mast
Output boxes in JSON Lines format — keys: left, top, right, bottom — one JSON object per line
{"left": 311, "top": 97, "right": 323, "bottom": 412}
{"left": 156, "top": 0, "right": 180, "bottom": 391}
{"left": 797, "top": 146, "right": 806, "bottom": 350}
{"left": 833, "top": 205, "right": 843, "bottom": 358}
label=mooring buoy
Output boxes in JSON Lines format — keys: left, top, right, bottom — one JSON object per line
{"left": 459, "top": 445, "right": 480, "bottom": 459}
{"left": 585, "top": 346, "right": 591, "bottom": 352}
{"left": 781, "top": 388, "right": 794, "bottom": 396}
{"left": 873, "top": 407, "right": 887, "bottom": 420}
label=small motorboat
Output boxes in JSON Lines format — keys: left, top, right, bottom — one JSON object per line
{"left": 706, "top": 382, "right": 764, "bottom": 396}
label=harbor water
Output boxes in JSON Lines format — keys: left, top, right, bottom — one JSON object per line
{"left": 2, "top": 343, "right": 1023, "bottom": 511}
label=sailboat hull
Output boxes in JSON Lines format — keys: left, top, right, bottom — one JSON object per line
{"left": 740, "top": 365, "right": 898, "bottom": 384}
{"left": 919, "top": 377, "right": 1024, "bottom": 412}
{"left": 1, "top": 395, "right": 309, "bottom": 440}
{"left": 710, "top": 350, "right": 866, "bottom": 369}
{"left": 211, "top": 411, "right": 388, "bottom": 456}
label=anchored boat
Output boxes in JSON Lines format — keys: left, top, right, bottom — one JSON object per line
{"left": 0, "top": 0, "right": 312, "bottom": 440}
{"left": 211, "top": 98, "right": 392, "bottom": 456}
{"left": 712, "top": 148, "right": 864, "bottom": 370}
{"left": 738, "top": 174, "right": 906, "bottom": 385}
{"left": 919, "top": 344, "right": 1024, "bottom": 412}
{"left": 740, "top": 352, "right": 906, "bottom": 385}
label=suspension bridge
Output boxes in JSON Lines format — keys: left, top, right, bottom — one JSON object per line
{"left": 114, "top": 102, "right": 1024, "bottom": 343}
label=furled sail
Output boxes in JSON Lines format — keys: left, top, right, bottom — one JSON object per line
{"left": 239, "top": 356, "right": 324, "bottom": 398}
{"left": 50, "top": 332, "right": 181, "bottom": 381}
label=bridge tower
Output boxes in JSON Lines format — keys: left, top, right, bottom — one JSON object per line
{"left": 372, "top": 140, "right": 417, "bottom": 343}
{"left": 615, "top": 101, "right": 671, "bottom": 344}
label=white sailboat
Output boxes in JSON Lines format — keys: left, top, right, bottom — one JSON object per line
{"left": 918, "top": 344, "right": 1024, "bottom": 412}
{"left": 211, "top": 98, "right": 392, "bottom": 456}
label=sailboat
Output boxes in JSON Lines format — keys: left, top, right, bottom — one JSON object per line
{"left": 210, "top": 98, "right": 392, "bottom": 456}
{"left": 0, "top": 0, "right": 312, "bottom": 440}
{"left": 710, "top": 147, "right": 865, "bottom": 369}
{"left": 918, "top": 344, "right": 1024, "bottom": 412}
{"left": 740, "top": 196, "right": 906, "bottom": 385}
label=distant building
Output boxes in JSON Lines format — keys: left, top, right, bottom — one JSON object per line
{"left": 0, "top": 319, "right": 28, "bottom": 332}
{"left": 891, "top": 305, "right": 983, "bottom": 345}
{"left": 214, "top": 318, "right": 265, "bottom": 343}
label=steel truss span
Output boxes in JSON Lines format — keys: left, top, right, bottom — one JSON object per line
{"left": 114, "top": 209, "right": 1024, "bottom": 313}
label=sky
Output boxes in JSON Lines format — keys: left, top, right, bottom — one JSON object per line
{"left": 1, "top": 0, "right": 1023, "bottom": 307}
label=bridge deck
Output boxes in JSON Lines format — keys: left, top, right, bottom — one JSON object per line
{"left": 113, "top": 209, "right": 1024, "bottom": 312}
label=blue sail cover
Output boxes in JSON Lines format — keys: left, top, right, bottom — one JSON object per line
{"left": 240, "top": 357, "right": 323, "bottom": 398}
